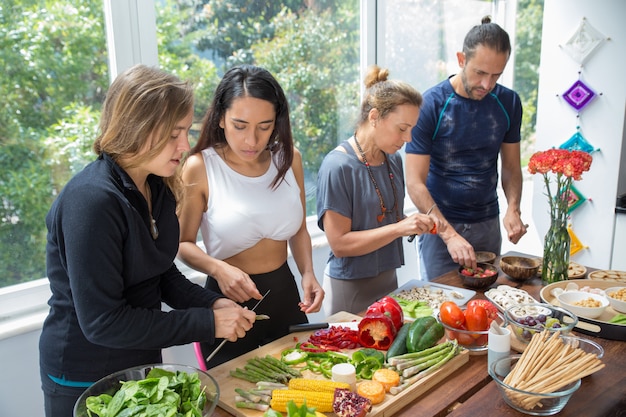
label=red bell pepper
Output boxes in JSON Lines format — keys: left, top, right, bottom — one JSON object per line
{"left": 357, "top": 313, "right": 396, "bottom": 350}
{"left": 365, "top": 295, "right": 404, "bottom": 332}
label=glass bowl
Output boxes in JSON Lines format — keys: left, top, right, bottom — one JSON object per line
{"left": 489, "top": 354, "right": 581, "bottom": 415}
{"left": 73, "top": 363, "right": 219, "bottom": 417}
{"left": 438, "top": 309, "right": 507, "bottom": 353}
{"left": 559, "top": 335, "right": 604, "bottom": 358}
{"left": 505, "top": 303, "right": 578, "bottom": 344}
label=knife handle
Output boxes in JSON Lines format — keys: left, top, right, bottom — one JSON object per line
{"left": 288, "top": 322, "right": 329, "bottom": 333}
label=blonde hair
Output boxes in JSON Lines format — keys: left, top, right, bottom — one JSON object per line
{"left": 93, "top": 64, "right": 194, "bottom": 202}
{"left": 358, "top": 65, "right": 422, "bottom": 124}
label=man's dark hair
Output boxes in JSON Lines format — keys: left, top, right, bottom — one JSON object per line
{"left": 462, "top": 16, "right": 511, "bottom": 60}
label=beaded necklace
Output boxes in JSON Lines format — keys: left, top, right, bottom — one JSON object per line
{"left": 354, "top": 134, "right": 400, "bottom": 223}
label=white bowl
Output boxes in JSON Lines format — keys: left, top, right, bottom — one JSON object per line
{"left": 604, "top": 286, "right": 626, "bottom": 313}
{"left": 557, "top": 291, "right": 609, "bottom": 319}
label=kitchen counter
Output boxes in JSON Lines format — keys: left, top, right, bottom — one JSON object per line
{"left": 211, "top": 253, "right": 626, "bottom": 417}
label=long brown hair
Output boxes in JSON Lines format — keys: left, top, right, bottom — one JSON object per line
{"left": 192, "top": 65, "right": 293, "bottom": 189}
{"left": 94, "top": 64, "right": 194, "bottom": 202}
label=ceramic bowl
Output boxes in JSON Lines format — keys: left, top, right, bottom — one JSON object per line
{"left": 557, "top": 291, "right": 609, "bottom": 319}
{"left": 73, "top": 364, "right": 219, "bottom": 417}
{"left": 505, "top": 303, "right": 577, "bottom": 344}
{"left": 458, "top": 263, "right": 499, "bottom": 289}
{"left": 438, "top": 309, "right": 507, "bottom": 352}
{"left": 489, "top": 354, "right": 581, "bottom": 415}
{"left": 475, "top": 251, "right": 497, "bottom": 264}
{"left": 499, "top": 256, "right": 541, "bottom": 281}
{"left": 604, "top": 286, "right": 626, "bottom": 313}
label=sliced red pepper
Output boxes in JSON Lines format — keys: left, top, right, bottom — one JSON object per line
{"left": 365, "top": 296, "right": 404, "bottom": 332}
{"left": 357, "top": 313, "right": 396, "bottom": 350}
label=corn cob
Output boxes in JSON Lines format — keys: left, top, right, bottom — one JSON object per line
{"left": 288, "top": 378, "right": 351, "bottom": 393}
{"left": 270, "top": 389, "right": 334, "bottom": 412}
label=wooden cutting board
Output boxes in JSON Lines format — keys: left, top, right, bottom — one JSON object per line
{"left": 209, "top": 311, "right": 470, "bottom": 417}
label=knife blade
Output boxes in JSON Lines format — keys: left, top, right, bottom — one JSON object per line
{"left": 205, "top": 289, "right": 271, "bottom": 363}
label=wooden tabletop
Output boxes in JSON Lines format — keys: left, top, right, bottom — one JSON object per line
{"left": 211, "top": 256, "right": 626, "bottom": 417}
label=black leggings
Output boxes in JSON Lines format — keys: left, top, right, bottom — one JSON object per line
{"left": 201, "top": 262, "right": 308, "bottom": 368}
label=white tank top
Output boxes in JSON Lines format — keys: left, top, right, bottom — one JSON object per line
{"left": 199, "top": 147, "right": 303, "bottom": 260}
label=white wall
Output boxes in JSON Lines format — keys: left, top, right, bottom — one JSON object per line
{"left": 532, "top": 0, "right": 626, "bottom": 269}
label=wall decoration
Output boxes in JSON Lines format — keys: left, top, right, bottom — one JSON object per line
{"left": 565, "top": 184, "right": 587, "bottom": 214}
{"left": 562, "top": 79, "right": 596, "bottom": 112}
{"left": 559, "top": 131, "right": 598, "bottom": 153}
{"left": 568, "top": 224, "right": 587, "bottom": 256}
{"left": 559, "top": 17, "right": 608, "bottom": 65}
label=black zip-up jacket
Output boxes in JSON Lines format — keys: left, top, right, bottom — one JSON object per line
{"left": 40, "top": 153, "right": 221, "bottom": 383}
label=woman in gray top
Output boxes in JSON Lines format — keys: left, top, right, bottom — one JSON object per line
{"left": 316, "top": 65, "right": 440, "bottom": 316}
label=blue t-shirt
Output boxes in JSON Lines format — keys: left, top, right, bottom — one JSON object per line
{"left": 406, "top": 78, "right": 522, "bottom": 223}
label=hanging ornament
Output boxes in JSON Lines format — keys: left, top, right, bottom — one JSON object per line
{"left": 562, "top": 78, "right": 597, "bottom": 112}
{"left": 559, "top": 17, "right": 608, "bottom": 65}
{"left": 565, "top": 184, "right": 587, "bottom": 214}
{"left": 559, "top": 131, "right": 598, "bottom": 153}
{"left": 568, "top": 224, "right": 587, "bottom": 256}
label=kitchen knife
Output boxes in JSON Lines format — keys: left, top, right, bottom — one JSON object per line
{"left": 205, "top": 289, "right": 271, "bottom": 363}
{"left": 288, "top": 321, "right": 359, "bottom": 333}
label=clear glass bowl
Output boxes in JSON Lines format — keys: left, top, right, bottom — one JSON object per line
{"left": 489, "top": 354, "right": 581, "bottom": 415}
{"left": 505, "top": 303, "right": 578, "bottom": 344}
{"left": 438, "top": 310, "right": 507, "bottom": 353}
{"left": 559, "top": 335, "right": 604, "bottom": 358}
{"left": 73, "top": 363, "right": 219, "bottom": 417}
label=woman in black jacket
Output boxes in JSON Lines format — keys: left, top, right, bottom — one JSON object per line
{"left": 39, "top": 64, "right": 256, "bottom": 417}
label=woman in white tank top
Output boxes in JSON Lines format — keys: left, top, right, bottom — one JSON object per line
{"left": 178, "top": 65, "right": 324, "bottom": 367}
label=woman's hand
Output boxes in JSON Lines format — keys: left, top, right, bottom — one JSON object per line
{"left": 212, "top": 301, "right": 256, "bottom": 342}
{"left": 299, "top": 272, "right": 324, "bottom": 314}
{"left": 214, "top": 262, "right": 263, "bottom": 303}
{"left": 402, "top": 213, "right": 438, "bottom": 236}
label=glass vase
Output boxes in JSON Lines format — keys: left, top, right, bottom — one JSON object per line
{"left": 541, "top": 217, "right": 571, "bottom": 284}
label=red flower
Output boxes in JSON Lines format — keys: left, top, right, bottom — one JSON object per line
{"left": 528, "top": 149, "right": 592, "bottom": 180}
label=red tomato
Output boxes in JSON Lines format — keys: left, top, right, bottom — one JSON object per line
{"left": 456, "top": 332, "right": 476, "bottom": 346}
{"left": 465, "top": 304, "right": 489, "bottom": 333}
{"left": 439, "top": 301, "right": 465, "bottom": 329}
{"left": 475, "top": 334, "right": 489, "bottom": 346}
{"left": 467, "top": 299, "right": 499, "bottom": 322}
{"left": 366, "top": 296, "right": 404, "bottom": 332}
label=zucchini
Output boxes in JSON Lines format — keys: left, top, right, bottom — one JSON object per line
{"left": 406, "top": 316, "right": 444, "bottom": 353}
{"left": 386, "top": 322, "right": 410, "bottom": 360}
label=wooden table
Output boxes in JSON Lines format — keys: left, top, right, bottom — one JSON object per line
{"left": 212, "top": 255, "right": 626, "bottom": 417}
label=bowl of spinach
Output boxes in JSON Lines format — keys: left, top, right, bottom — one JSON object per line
{"left": 73, "top": 363, "right": 219, "bottom": 417}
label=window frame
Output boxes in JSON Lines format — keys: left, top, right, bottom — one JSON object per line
{"left": 1, "top": 0, "right": 519, "bottom": 340}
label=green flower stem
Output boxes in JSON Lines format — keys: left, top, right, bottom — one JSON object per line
{"left": 541, "top": 173, "right": 571, "bottom": 283}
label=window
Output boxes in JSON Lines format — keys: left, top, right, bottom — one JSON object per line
{"left": 0, "top": 0, "right": 542, "bottom": 294}
{"left": 154, "top": 0, "right": 361, "bottom": 215}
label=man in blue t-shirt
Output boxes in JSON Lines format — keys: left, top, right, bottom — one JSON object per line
{"left": 406, "top": 16, "right": 528, "bottom": 280}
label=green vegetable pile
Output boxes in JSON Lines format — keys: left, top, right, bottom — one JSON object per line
{"left": 263, "top": 400, "right": 320, "bottom": 417}
{"left": 85, "top": 368, "right": 208, "bottom": 417}
{"left": 391, "top": 296, "right": 433, "bottom": 319}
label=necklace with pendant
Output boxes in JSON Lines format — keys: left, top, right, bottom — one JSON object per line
{"left": 354, "top": 134, "right": 400, "bottom": 223}
{"left": 145, "top": 184, "right": 159, "bottom": 240}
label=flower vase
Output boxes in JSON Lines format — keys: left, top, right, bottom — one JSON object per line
{"left": 541, "top": 218, "right": 570, "bottom": 284}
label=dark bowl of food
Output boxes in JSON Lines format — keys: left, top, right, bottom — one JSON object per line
{"left": 499, "top": 256, "right": 541, "bottom": 281}
{"left": 73, "top": 364, "right": 219, "bottom": 417}
{"left": 458, "top": 263, "right": 499, "bottom": 289}
{"left": 475, "top": 251, "right": 497, "bottom": 264}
